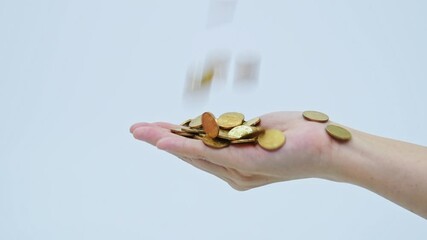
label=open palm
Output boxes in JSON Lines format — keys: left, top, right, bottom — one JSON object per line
{"left": 131, "top": 111, "right": 334, "bottom": 190}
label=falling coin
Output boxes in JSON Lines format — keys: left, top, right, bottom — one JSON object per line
{"left": 202, "top": 112, "right": 219, "bottom": 138}
{"left": 257, "top": 129, "right": 286, "bottom": 151}
{"left": 302, "top": 111, "right": 329, "bottom": 123}
{"left": 325, "top": 124, "right": 352, "bottom": 141}
{"left": 200, "top": 68, "right": 215, "bottom": 86}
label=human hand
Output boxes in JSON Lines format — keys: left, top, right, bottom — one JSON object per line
{"left": 130, "top": 111, "right": 337, "bottom": 190}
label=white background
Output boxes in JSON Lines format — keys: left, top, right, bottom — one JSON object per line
{"left": 1, "top": 0, "right": 426, "bottom": 239}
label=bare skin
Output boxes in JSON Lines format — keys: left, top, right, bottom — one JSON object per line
{"left": 130, "top": 111, "right": 427, "bottom": 219}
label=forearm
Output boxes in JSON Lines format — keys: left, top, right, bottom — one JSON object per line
{"left": 328, "top": 127, "right": 427, "bottom": 218}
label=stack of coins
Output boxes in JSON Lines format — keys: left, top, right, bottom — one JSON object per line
{"left": 171, "top": 111, "right": 351, "bottom": 151}
{"left": 171, "top": 112, "right": 286, "bottom": 150}
{"left": 302, "top": 111, "right": 352, "bottom": 141}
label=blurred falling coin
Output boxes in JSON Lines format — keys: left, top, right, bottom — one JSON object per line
{"left": 202, "top": 112, "right": 219, "bottom": 138}
{"left": 200, "top": 68, "right": 215, "bottom": 86}
{"left": 303, "top": 111, "right": 329, "bottom": 123}
{"left": 325, "top": 125, "right": 352, "bottom": 141}
{"left": 257, "top": 129, "right": 286, "bottom": 151}
{"left": 234, "top": 52, "right": 261, "bottom": 88}
{"left": 217, "top": 112, "right": 245, "bottom": 129}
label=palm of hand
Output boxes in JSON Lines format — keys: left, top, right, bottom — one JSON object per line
{"left": 131, "top": 111, "right": 331, "bottom": 190}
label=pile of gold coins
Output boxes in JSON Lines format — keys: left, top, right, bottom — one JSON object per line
{"left": 171, "top": 111, "right": 351, "bottom": 151}
{"left": 171, "top": 112, "right": 285, "bottom": 150}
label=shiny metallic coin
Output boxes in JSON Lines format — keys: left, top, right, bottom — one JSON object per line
{"left": 325, "top": 125, "right": 352, "bottom": 141}
{"left": 176, "top": 112, "right": 286, "bottom": 150}
{"left": 171, "top": 128, "right": 195, "bottom": 138}
{"left": 181, "top": 126, "right": 205, "bottom": 134}
{"left": 171, "top": 128, "right": 186, "bottom": 134}
{"left": 180, "top": 119, "right": 192, "bottom": 126}
{"left": 202, "top": 112, "right": 219, "bottom": 138}
{"left": 194, "top": 133, "right": 206, "bottom": 139}
{"left": 199, "top": 135, "right": 230, "bottom": 149}
{"left": 302, "top": 111, "right": 329, "bottom": 123}
{"left": 217, "top": 129, "right": 233, "bottom": 140}
{"left": 217, "top": 112, "right": 245, "bottom": 129}
{"left": 228, "top": 125, "right": 255, "bottom": 140}
{"left": 230, "top": 138, "right": 257, "bottom": 144}
{"left": 257, "top": 129, "right": 286, "bottom": 151}
{"left": 248, "top": 127, "right": 265, "bottom": 138}
{"left": 243, "top": 117, "right": 261, "bottom": 126}
{"left": 189, "top": 115, "right": 203, "bottom": 128}
{"left": 200, "top": 68, "right": 215, "bottom": 86}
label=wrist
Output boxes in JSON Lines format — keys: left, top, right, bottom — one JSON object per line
{"left": 323, "top": 127, "right": 381, "bottom": 186}
{"left": 313, "top": 123, "right": 361, "bottom": 183}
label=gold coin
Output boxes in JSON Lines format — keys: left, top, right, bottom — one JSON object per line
{"left": 228, "top": 125, "right": 255, "bottom": 140}
{"left": 181, "top": 126, "right": 205, "bottom": 134}
{"left": 176, "top": 113, "right": 286, "bottom": 151}
{"left": 180, "top": 119, "right": 192, "bottom": 126}
{"left": 243, "top": 117, "right": 261, "bottom": 126}
{"left": 302, "top": 111, "right": 329, "bottom": 123}
{"left": 171, "top": 128, "right": 186, "bottom": 134}
{"left": 198, "top": 135, "right": 230, "bottom": 149}
{"left": 230, "top": 138, "right": 257, "bottom": 144}
{"left": 217, "top": 129, "right": 233, "bottom": 140}
{"left": 248, "top": 127, "right": 265, "bottom": 138}
{"left": 257, "top": 129, "right": 286, "bottom": 151}
{"left": 189, "top": 115, "right": 202, "bottom": 128}
{"left": 171, "top": 128, "right": 195, "bottom": 138}
{"left": 325, "top": 125, "right": 352, "bottom": 141}
{"left": 194, "top": 133, "right": 206, "bottom": 139}
{"left": 217, "top": 112, "right": 245, "bottom": 129}
{"left": 202, "top": 112, "right": 219, "bottom": 138}
{"left": 201, "top": 68, "right": 215, "bottom": 86}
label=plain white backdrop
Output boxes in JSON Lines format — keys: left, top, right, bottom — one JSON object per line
{"left": 1, "top": 0, "right": 426, "bottom": 239}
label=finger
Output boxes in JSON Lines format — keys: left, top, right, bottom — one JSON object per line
{"left": 130, "top": 122, "right": 151, "bottom": 133}
{"left": 150, "top": 122, "right": 181, "bottom": 129}
{"left": 156, "top": 136, "right": 251, "bottom": 169}
{"left": 156, "top": 136, "right": 207, "bottom": 158}
{"left": 132, "top": 125, "right": 175, "bottom": 146}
